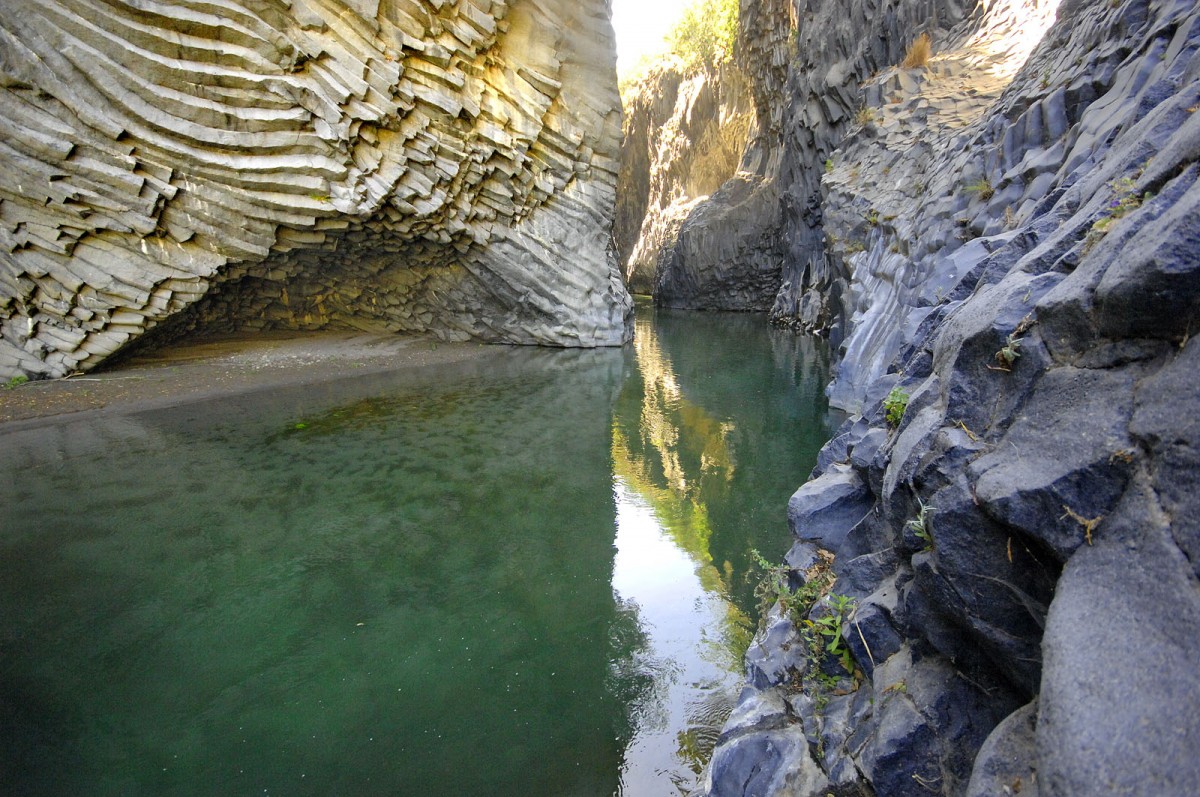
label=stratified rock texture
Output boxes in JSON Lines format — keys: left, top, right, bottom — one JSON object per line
{"left": 615, "top": 59, "right": 754, "bottom": 298}
{"left": 0, "top": 0, "right": 631, "bottom": 379}
{"left": 699, "top": 0, "right": 1200, "bottom": 795}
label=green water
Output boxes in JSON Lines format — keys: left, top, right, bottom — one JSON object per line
{"left": 0, "top": 305, "right": 837, "bottom": 796}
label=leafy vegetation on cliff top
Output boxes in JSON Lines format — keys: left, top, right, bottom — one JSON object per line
{"left": 667, "top": 0, "right": 739, "bottom": 72}
{"left": 619, "top": 0, "right": 740, "bottom": 93}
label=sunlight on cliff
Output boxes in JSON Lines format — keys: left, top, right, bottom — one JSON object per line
{"left": 963, "top": 0, "right": 1062, "bottom": 79}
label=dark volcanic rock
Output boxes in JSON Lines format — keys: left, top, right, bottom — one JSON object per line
{"left": 703, "top": 0, "right": 1200, "bottom": 793}
{"left": 1038, "top": 510, "right": 1200, "bottom": 797}
{"left": 616, "top": 61, "right": 754, "bottom": 296}
{"left": 965, "top": 702, "right": 1039, "bottom": 797}
{"left": 787, "top": 464, "right": 872, "bottom": 552}
{"left": 701, "top": 725, "right": 830, "bottom": 797}
{"left": 970, "top": 366, "right": 1137, "bottom": 560}
{"left": 655, "top": 175, "right": 785, "bottom": 310}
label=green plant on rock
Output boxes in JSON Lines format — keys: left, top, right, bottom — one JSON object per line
{"left": 1085, "top": 175, "right": 1151, "bottom": 250}
{"left": 751, "top": 549, "right": 834, "bottom": 625}
{"left": 990, "top": 332, "right": 1023, "bottom": 372}
{"left": 824, "top": 158, "right": 834, "bottom": 173}
{"left": 905, "top": 495, "right": 936, "bottom": 551}
{"left": 4, "top": 375, "right": 29, "bottom": 390}
{"left": 807, "top": 593, "right": 857, "bottom": 674}
{"left": 855, "top": 106, "right": 876, "bottom": 126}
{"left": 883, "top": 386, "right": 909, "bottom": 427}
{"left": 963, "top": 177, "right": 994, "bottom": 201}
{"left": 866, "top": 208, "right": 880, "bottom": 226}
{"left": 751, "top": 551, "right": 861, "bottom": 709}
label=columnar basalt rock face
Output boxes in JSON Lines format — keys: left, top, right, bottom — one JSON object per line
{"left": 0, "top": 0, "right": 630, "bottom": 379}
{"left": 615, "top": 59, "right": 754, "bottom": 297}
{"left": 700, "top": 0, "right": 1200, "bottom": 795}
{"left": 646, "top": 0, "right": 977, "bottom": 321}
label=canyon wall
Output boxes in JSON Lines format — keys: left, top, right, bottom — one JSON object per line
{"left": 0, "top": 0, "right": 631, "bottom": 379}
{"left": 693, "top": 0, "right": 1200, "bottom": 795}
{"left": 615, "top": 59, "right": 755, "bottom": 298}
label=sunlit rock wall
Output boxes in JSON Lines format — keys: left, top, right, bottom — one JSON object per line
{"left": 0, "top": 0, "right": 630, "bottom": 379}
{"left": 649, "top": 0, "right": 978, "bottom": 319}
{"left": 615, "top": 60, "right": 754, "bottom": 298}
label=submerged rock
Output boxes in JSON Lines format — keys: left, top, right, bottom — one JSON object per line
{"left": 0, "top": 0, "right": 631, "bottom": 379}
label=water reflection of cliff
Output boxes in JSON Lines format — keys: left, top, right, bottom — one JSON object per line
{"left": 613, "top": 304, "right": 837, "bottom": 616}
{"left": 610, "top": 303, "right": 838, "bottom": 794}
{"left": 614, "top": 311, "right": 736, "bottom": 579}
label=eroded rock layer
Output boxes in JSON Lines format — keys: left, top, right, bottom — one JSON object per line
{"left": 699, "top": 0, "right": 1200, "bottom": 795}
{"left": 0, "top": 0, "right": 630, "bottom": 379}
{"left": 615, "top": 59, "right": 754, "bottom": 298}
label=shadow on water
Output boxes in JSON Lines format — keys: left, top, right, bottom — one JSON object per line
{"left": 0, "top": 306, "right": 839, "bottom": 796}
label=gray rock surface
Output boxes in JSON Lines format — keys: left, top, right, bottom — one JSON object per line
{"left": 615, "top": 60, "right": 753, "bottom": 296}
{"left": 966, "top": 702, "right": 1039, "bottom": 797}
{"left": 0, "top": 0, "right": 631, "bottom": 379}
{"left": 702, "top": 0, "right": 1200, "bottom": 794}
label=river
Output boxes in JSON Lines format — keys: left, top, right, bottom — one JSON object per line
{"left": 0, "top": 302, "right": 837, "bottom": 796}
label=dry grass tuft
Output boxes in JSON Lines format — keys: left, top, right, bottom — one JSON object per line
{"left": 901, "top": 33, "right": 932, "bottom": 69}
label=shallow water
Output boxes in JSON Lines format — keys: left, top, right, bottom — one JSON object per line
{"left": 0, "top": 305, "right": 837, "bottom": 796}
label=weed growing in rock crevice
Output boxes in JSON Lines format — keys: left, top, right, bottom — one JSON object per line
{"left": 751, "top": 550, "right": 860, "bottom": 701}
{"left": 1084, "top": 175, "right": 1152, "bottom": 251}
{"left": 963, "top": 177, "right": 994, "bottom": 201}
{"left": 989, "top": 332, "right": 1023, "bottom": 372}
{"left": 884, "top": 386, "right": 909, "bottom": 427}
{"left": 905, "top": 495, "right": 936, "bottom": 551}
{"left": 751, "top": 548, "right": 834, "bottom": 624}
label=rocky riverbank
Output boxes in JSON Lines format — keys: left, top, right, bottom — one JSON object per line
{"left": 612, "top": 0, "right": 1200, "bottom": 794}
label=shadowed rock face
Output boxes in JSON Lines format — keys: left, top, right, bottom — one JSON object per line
{"left": 697, "top": 0, "right": 1200, "bottom": 795}
{"left": 0, "top": 0, "right": 631, "bottom": 379}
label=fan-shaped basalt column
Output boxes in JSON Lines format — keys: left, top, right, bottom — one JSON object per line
{"left": 0, "top": 0, "right": 630, "bottom": 379}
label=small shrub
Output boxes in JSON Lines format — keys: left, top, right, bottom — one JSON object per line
{"left": 901, "top": 33, "right": 932, "bottom": 69}
{"left": 750, "top": 548, "right": 835, "bottom": 627}
{"left": 883, "top": 386, "right": 909, "bottom": 427}
{"left": 855, "top": 106, "right": 876, "bottom": 126}
{"left": 808, "top": 593, "right": 857, "bottom": 674}
{"left": 4, "top": 375, "right": 29, "bottom": 390}
{"left": 824, "top": 158, "right": 834, "bottom": 173}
